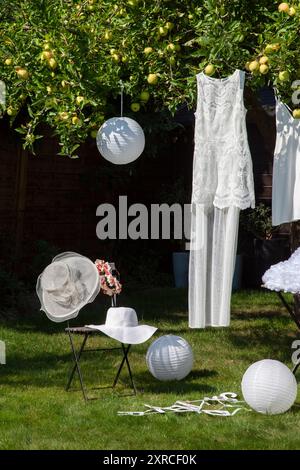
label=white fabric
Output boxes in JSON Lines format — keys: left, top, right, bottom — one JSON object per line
{"left": 189, "top": 70, "right": 254, "bottom": 328}
{"left": 189, "top": 204, "right": 240, "bottom": 327}
{"left": 87, "top": 307, "right": 157, "bottom": 344}
{"left": 272, "top": 97, "right": 300, "bottom": 226}
{"left": 36, "top": 252, "right": 100, "bottom": 323}
{"left": 192, "top": 69, "right": 255, "bottom": 210}
{"left": 262, "top": 247, "right": 300, "bottom": 293}
{"left": 118, "top": 392, "right": 249, "bottom": 417}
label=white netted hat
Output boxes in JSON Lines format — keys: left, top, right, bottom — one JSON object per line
{"left": 87, "top": 307, "right": 157, "bottom": 344}
{"left": 36, "top": 252, "right": 100, "bottom": 323}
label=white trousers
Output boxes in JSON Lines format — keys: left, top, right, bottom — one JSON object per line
{"left": 188, "top": 204, "right": 240, "bottom": 328}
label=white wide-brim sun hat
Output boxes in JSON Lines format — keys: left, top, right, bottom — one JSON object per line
{"left": 36, "top": 252, "right": 100, "bottom": 323}
{"left": 87, "top": 307, "right": 157, "bottom": 345}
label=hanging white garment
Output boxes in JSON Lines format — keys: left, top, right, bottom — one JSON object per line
{"left": 272, "top": 97, "right": 300, "bottom": 226}
{"left": 189, "top": 69, "right": 255, "bottom": 328}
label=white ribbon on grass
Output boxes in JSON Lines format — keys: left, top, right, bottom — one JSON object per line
{"left": 118, "top": 392, "right": 250, "bottom": 417}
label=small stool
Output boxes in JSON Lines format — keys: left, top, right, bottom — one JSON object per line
{"left": 65, "top": 325, "right": 137, "bottom": 401}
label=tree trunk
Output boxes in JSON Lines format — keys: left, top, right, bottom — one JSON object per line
{"left": 14, "top": 146, "right": 28, "bottom": 273}
{"left": 291, "top": 221, "right": 300, "bottom": 326}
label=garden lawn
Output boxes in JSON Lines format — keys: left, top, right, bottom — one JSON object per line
{"left": 0, "top": 288, "right": 299, "bottom": 450}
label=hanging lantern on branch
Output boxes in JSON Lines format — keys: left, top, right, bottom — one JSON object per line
{"left": 96, "top": 116, "right": 145, "bottom": 165}
{"left": 96, "top": 82, "right": 145, "bottom": 165}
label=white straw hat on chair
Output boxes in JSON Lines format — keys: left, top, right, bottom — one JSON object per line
{"left": 36, "top": 252, "right": 100, "bottom": 323}
{"left": 87, "top": 307, "right": 157, "bottom": 344}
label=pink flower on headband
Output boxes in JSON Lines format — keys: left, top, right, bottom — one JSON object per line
{"left": 94, "top": 259, "right": 122, "bottom": 297}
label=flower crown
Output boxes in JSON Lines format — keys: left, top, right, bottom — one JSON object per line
{"left": 94, "top": 259, "right": 122, "bottom": 297}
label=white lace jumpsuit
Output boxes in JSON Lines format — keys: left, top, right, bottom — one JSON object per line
{"left": 189, "top": 69, "right": 255, "bottom": 328}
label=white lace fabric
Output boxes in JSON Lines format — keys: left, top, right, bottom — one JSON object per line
{"left": 189, "top": 69, "right": 255, "bottom": 329}
{"left": 192, "top": 69, "right": 255, "bottom": 210}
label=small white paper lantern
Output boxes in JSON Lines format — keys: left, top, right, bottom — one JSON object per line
{"left": 146, "top": 335, "right": 194, "bottom": 381}
{"left": 241, "top": 359, "right": 297, "bottom": 415}
{"left": 96, "top": 116, "right": 145, "bottom": 165}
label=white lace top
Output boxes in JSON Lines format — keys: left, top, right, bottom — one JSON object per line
{"left": 192, "top": 69, "right": 255, "bottom": 210}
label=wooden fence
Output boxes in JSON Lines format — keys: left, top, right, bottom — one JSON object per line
{"left": 0, "top": 94, "right": 277, "bottom": 274}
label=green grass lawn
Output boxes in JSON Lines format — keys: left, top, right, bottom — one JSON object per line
{"left": 0, "top": 288, "right": 300, "bottom": 450}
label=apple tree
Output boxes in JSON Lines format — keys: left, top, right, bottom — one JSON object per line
{"left": 1, "top": 0, "right": 299, "bottom": 157}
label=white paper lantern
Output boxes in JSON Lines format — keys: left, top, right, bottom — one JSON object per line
{"left": 241, "top": 359, "right": 297, "bottom": 415}
{"left": 146, "top": 335, "right": 194, "bottom": 381}
{"left": 96, "top": 116, "right": 145, "bottom": 165}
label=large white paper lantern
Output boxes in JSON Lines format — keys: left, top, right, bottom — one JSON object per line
{"left": 241, "top": 359, "right": 297, "bottom": 415}
{"left": 96, "top": 116, "right": 145, "bottom": 165}
{"left": 146, "top": 335, "right": 194, "bottom": 381}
